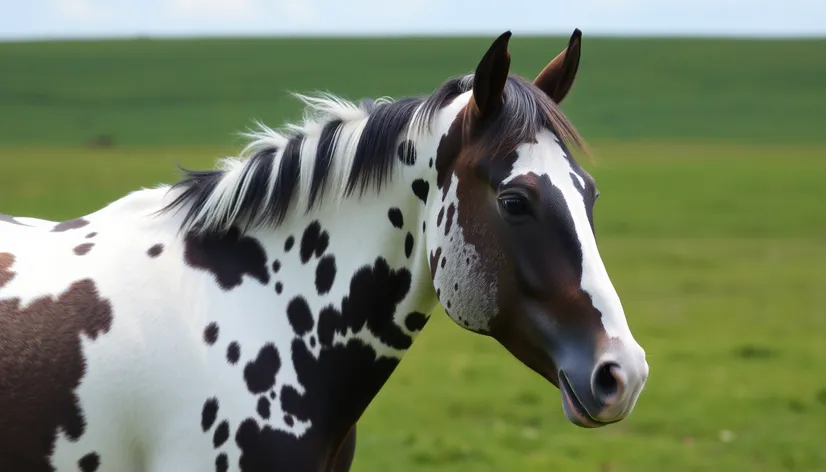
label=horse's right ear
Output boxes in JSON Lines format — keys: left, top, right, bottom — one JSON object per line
{"left": 471, "top": 31, "right": 512, "bottom": 119}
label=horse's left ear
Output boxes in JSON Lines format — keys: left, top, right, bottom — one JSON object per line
{"left": 471, "top": 30, "right": 512, "bottom": 119}
{"left": 534, "top": 28, "right": 582, "bottom": 104}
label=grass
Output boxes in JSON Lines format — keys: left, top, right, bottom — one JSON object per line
{"left": 1, "top": 36, "right": 825, "bottom": 147}
{"left": 1, "top": 141, "right": 823, "bottom": 471}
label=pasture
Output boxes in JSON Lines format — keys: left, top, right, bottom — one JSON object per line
{"left": 1, "top": 35, "right": 825, "bottom": 471}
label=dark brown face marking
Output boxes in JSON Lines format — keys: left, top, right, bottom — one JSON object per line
{"left": 51, "top": 218, "right": 90, "bottom": 232}
{"left": 184, "top": 227, "right": 270, "bottom": 291}
{"left": 0, "top": 279, "right": 112, "bottom": 472}
{"left": 147, "top": 244, "right": 164, "bottom": 258}
{"left": 444, "top": 203, "right": 456, "bottom": 235}
{"left": 78, "top": 452, "right": 100, "bottom": 472}
{"left": 0, "top": 252, "right": 15, "bottom": 289}
{"left": 74, "top": 243, "right": 94, "bottom": 256}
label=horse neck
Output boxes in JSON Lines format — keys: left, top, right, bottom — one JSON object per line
{"left": 233, "top": 109, "right": 464, "bottom": 435}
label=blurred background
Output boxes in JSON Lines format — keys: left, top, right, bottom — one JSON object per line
{"left": 1, "top": 1, "right": 825, "bottom": 470}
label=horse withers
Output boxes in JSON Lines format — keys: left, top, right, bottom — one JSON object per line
{"left": 0, "top": 29, "right": 648, "bottom": 472}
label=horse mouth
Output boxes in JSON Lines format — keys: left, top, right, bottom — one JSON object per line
{"left": 559, "top": 372, "right": 609, "bottom": 429}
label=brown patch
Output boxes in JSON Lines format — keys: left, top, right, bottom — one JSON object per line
{"left": 52, "top": 218, "right": 90, "bottom": 232}
{"left": 74, "top": 243, "right": 94, "bottom": 256}
{"left": 0, "top": 279, "right": 113, "bottom": 472}
{"left": 0, "top": 214, "right": 28, "bottom": 227}
{"left": 434, "top": 116, "right": 464, "bottom": 197}
{"left": 147, "top": 244, "right": 164, "bottom": 258}
{"left": 0, "top": 253, "right": 15, "bottom": 289}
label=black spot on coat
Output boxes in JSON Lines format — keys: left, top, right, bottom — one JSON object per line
{"left": 226, "top": 342, "right": 240, "bottom": 364}
{"left": 215, "top": 453, "right": 229, "bottom": 472}
{"left": 287, "top": 297, "right": 314, "bottom": 336}
{"left": 204, "top": 322, "right": 219, "bottom": 345}
{"left": 387, "top": 208, "right": 403, "bottom": 229}
{"left": 213, "top": 420, "right": 230, "bottom": 448}
{"left": 300, "top": 221, "right": 324, "bottom": 264}
{"left": 405, "top": 312, "right": 428, "bottom": 332}
{"left": 315, "top": 255, "right": 336, "bottom": 295}
{"left": 243, "top": 344, "right": 281, "bottom": 394}
{"left": 78, "top": 452, "right": 100, "bottom": 472}
{"left": 147, "top": 244, "right": 163, "bottom": 258}
{"left": 257, "top": 396, "right": 271, "bottom": 419}
{"left": 316, "top": 257, "right": 412, "bottom": 351}
{"left": 404, "top": 233, "right": 414, "bottom": 259}
{"left": 73, "top": 243, "right": 94, "bottom": 256}
{"left": 411, "top": 179, "right": 429, "bottom": 204}
{"left": 184, "top": 227, "right": 270, "bottom": 291}
{"left": 202, "top": 398, "right": 219, "bottom": 431}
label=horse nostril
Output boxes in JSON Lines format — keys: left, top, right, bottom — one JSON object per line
{"left": 592, "top": 362, "right": 624, "bottom": 407}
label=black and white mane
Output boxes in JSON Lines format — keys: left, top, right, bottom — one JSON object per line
{"left": 161, "top": 74, "right": 582, "bottom": 236}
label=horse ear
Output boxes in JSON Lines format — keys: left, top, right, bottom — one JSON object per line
{"left": 534, "top": 28, "right": 582, "bottom": 104}
{"left": 471, "top": 31, "right": 512, "bottom": 119}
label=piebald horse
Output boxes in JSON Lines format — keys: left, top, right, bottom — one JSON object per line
{"left": 0, "top": 30, "right": 648, "bottom": 472}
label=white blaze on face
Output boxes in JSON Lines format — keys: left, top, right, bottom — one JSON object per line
{"left": 502, "top": 130, "right": 637, "bottom": 344}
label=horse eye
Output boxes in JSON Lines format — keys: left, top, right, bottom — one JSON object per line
{"left": 498, "top": 195, "right": 531, "bottom": 217}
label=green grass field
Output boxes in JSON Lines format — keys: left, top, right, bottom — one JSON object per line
{"left": 1, "top": 35, "right": 825, "bottom": 471}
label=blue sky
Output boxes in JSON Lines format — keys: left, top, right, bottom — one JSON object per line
{"left": 1, "top": 0, "right": 824, "bottom": 40}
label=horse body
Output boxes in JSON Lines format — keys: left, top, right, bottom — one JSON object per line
{"left": 0, "top": 30, "right": 649, "bottom": 472}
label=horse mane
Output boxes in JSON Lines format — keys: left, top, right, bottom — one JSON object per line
{"left": 161, "top": 74, "right": 584, "bottom": 236}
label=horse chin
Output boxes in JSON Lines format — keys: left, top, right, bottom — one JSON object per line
{"left": 559, "top": 372, "right": 610, "bottom": 429}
